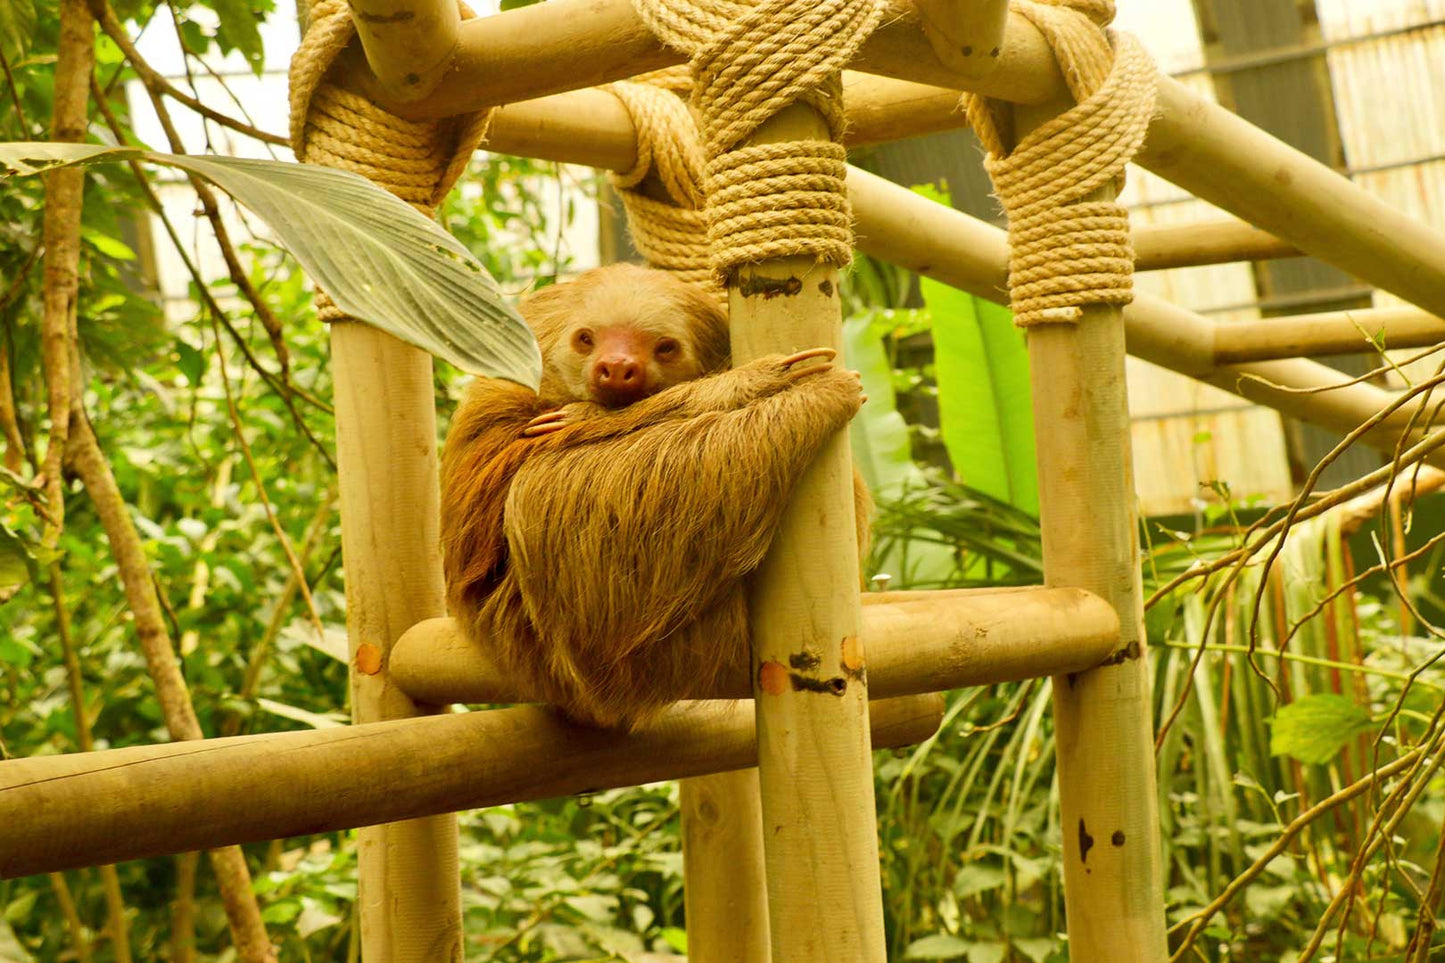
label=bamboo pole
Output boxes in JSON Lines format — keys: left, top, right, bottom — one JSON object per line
{"left": 388, "top": 587, "right": 1120, "bottom": 705}
{"left": 1211, "top": 306, "right": 1445, "bottom": 364}
{"left": 342, "top": 0, "right": 458, "bottom": 102}
{"left": 1012, "top": 99, "right": 1166, "bottom": 960}
{"left": 913, "top": 0, "right": 1010, "bottom": 79}
{"left": 1131, "top": 217, "right": 1298, "bottom": 271}
{"left": 681, "top": 770, "right": 771, "bottom": 963}
{"left": 477, "top": 105, "right": 1437, "bottom": 461}
{"left": 352, "top": 0, "right": 1445, "bottom": 315}
{"left": 343, "top": 0, "right": 1062, "bottom": 121}
{"left": 330, "top": 323, "right": 461, "bottom": 963}
{"left": 0, "top": 695, "right": 943, "bottom": 879}
{"left": 726, "top": 102, "right": 886, "bottom": 963}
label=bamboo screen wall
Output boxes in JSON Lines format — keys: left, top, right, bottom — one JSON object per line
{"left": 1114, "top": 0, "right": 1445, "bottom": 516}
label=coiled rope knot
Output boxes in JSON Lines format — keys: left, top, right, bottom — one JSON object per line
{"left": 964, "top": 0, "right": 1157, "bottom": 326}
{"left": 609, "top": 74, "right": 716, "bottom": 293}
{"left": 634, "top": 0, "right": 884, "bottom": 282}
{"left": 288, "top": 0, "right": 491, "bottom": 322}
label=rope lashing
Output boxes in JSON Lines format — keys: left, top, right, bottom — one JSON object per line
{"left": 962, "top": 0, "right": 1157, "bottom": 327}
{"left": 633, "top": 0, "right": 884, "bottom": 282}
{"left": 288, "top": 0, "right": 491, "bottom": 322}
{"left": 609, "top": 76, "right": 715, "bottom": 293}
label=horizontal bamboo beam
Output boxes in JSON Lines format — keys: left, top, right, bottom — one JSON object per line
{"left": 349, "top": 1, "right": 1063, "bottom": 121}
{"left": 845, "top": 166, "right": 1443, "bottom": 463}
{"left": 485, "top": 93, "right": 1291, "bottom": 275}
{"left": 390, "top": 587, "right": 1122, "bottom": 705}
{"left": 0, "top": 695, "right": 942, "bottom": 879}
{"left": 1131, "top": 218, "right": 1299, "bottom": 271}
{"left": 1211, "top": 306, "right": 1445, "bottom": 364}
{"left": 363, "top": 0, "right": 1445, "bottom": 316}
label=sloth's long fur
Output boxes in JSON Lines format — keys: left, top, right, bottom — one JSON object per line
{"left": 440, "top": 264, "right": 868, "bottom": 730}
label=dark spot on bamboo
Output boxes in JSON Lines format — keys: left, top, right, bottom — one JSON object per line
{"left": 357, "top": 9, "right": 415, "bottom": 22}
{"left": 1078, "top": 818, "right": 1094, "bottom": 864}
{"left": 961, "top": 45, "right": 973, "bottom": 56}
{"left": 818, "top": 279, "right": 834, "bottom": 297}
{"left": 405, "top": 72, "right": 421, "bottom": 86}
{"left": 990, "top": 47, "right": 1000, "bottom": 57}
{"left": 789, "top": 650, "right": 821, "bottom": 670}
{"left": 1098, "top": 640, "right": 1142, "bottom": 667}
{"left": 788, "top": 673, "right": 848, "bottom": 696}
{"left": 1111, "top": 830, "right": 1125, "bottom": 846}
{"left": 738, "top": 275, "right": 802, "bottom": 299}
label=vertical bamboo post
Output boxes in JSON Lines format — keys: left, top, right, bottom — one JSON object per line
{"left": 1016, "top": 101, "right": 1167, "bottom": 960}
{"left": 332, "top": 322, "right": 462, "bottom": 963}
{"left": 680, "top": 771, "right": 771, "bottom": 962}
{"left": 728, "top": 102, "right": 887, "bottom": 963}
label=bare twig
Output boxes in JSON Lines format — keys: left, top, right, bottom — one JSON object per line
{"left": 1167, "top": 745, "right": 1429, "bottom": 961}
{"left": 0, "top": 43, "right": 27, "bottom": 132}
{"left": 211, "top": 311, "right": 328, "bottom": 641}
{"left": 65, "top": 411, "right": 275, "bottom": 962}
{"left": 46, "top": 872, "right": 93, "bottom": 963}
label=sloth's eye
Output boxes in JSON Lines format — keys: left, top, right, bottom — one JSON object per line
{"left": 655, "top": 338, "right": 679, "bottom": 360}
{"left": 573, "top": 329, "right": 594, "bottom": 350}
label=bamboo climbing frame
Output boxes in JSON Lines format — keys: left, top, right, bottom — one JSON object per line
{"left": 8, "top": 3, "right": 1445, "bottom": 963}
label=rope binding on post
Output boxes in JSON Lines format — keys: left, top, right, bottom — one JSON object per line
{"left": 963, "top": 0, "right": 1157, "bottom": 327}
{"left": 287, "top": 0, "right": 492, "bottom": 323}
{"left": 608, "top": 70, "right": 716, "bottom": 294}
{"left": 632, "top": 0, "right": 885, "bottom": 284}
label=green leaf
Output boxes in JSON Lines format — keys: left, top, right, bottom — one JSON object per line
{"left": 83, "top": 228, "right": 136, "bottom": 260}
{"left": 953, "top": 860, "right": 1008, "bottom": 899}
{"left": 0, "top": 523, "right": 33, "bottom": 605}
{"left": 0, "top": 634, "right": 36, "bottom": 668}
{"left": 1013, "top": 937, "right": 1058, "bottom": 963}
{"left": 969, "top": 943, "right": 1007, "bottom": 963}
{"left": 660, "top": 927, "right": 688, "bottom": 953}
{"left": 2, "top": 890, "right": 37, "bottom": 925}
{"left": 210, "top": 0, "right": 268, "bottom": 74}
{"left": 923, "top": 278, "right": 1037, "bottom": 516}
{"left": 174, "top": 338, "right": 206, "bottom": 386}
{"left": 0, "top": 0, "right": 36, "bottom": 62}
{"left": 845, "top": 312, "right": 930, "bottom": 501}
{"left": 260, "top": 898, "right": 302, "bottom": 925}
{"left": 0, "top": 143, "right": 541, "bottom": 387}
{"left": 905, "top": 934, "right": 971, "bottom": 959}
{"left": 1270, "top": 694, "right": 1373, "bottom": 765}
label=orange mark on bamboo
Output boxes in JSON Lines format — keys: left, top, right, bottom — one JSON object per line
{"left": 841, "top": 635, "right": 864, "bottom": 673}
{"left": 354, "top": 643, "right": 383, "bottom": 675}
{"left": 758, "top": 660, "right": 789, "bottom": 695}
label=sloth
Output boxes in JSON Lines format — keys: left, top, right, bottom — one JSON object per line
{"left": 440, "top": 264, "right": 867, "bottom": 729}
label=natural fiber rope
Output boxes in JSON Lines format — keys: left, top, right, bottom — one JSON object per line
{"left": 962, "top": 0, "right": 1156, "bottom": 326}
{"left": 633, "top": 0, "right": 883, "bottom": 281}
{"left": 608, "top": 78, "right": 716, "bottom": 293}
{"left": 288, "top": 0, "right": 492, "bottom": 322}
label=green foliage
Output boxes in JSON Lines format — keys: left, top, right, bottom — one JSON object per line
{"left": 1269, "top": 693, "right": 1375, "bottom": 765}
{"left": 0, "top": 144, "right": 541, "bottom": 387}
{"left": 923, "top": 279, "right": 1036, "bottom": 517}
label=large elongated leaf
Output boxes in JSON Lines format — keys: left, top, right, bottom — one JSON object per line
{"left": 844, "top": 312, "right": 959, "bottom": 587}
{"left": 0, "top": 142, "right": 541, "bottom": 387}
{"left": 924, "top": 278, "right": 1037, "bottom": 516}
